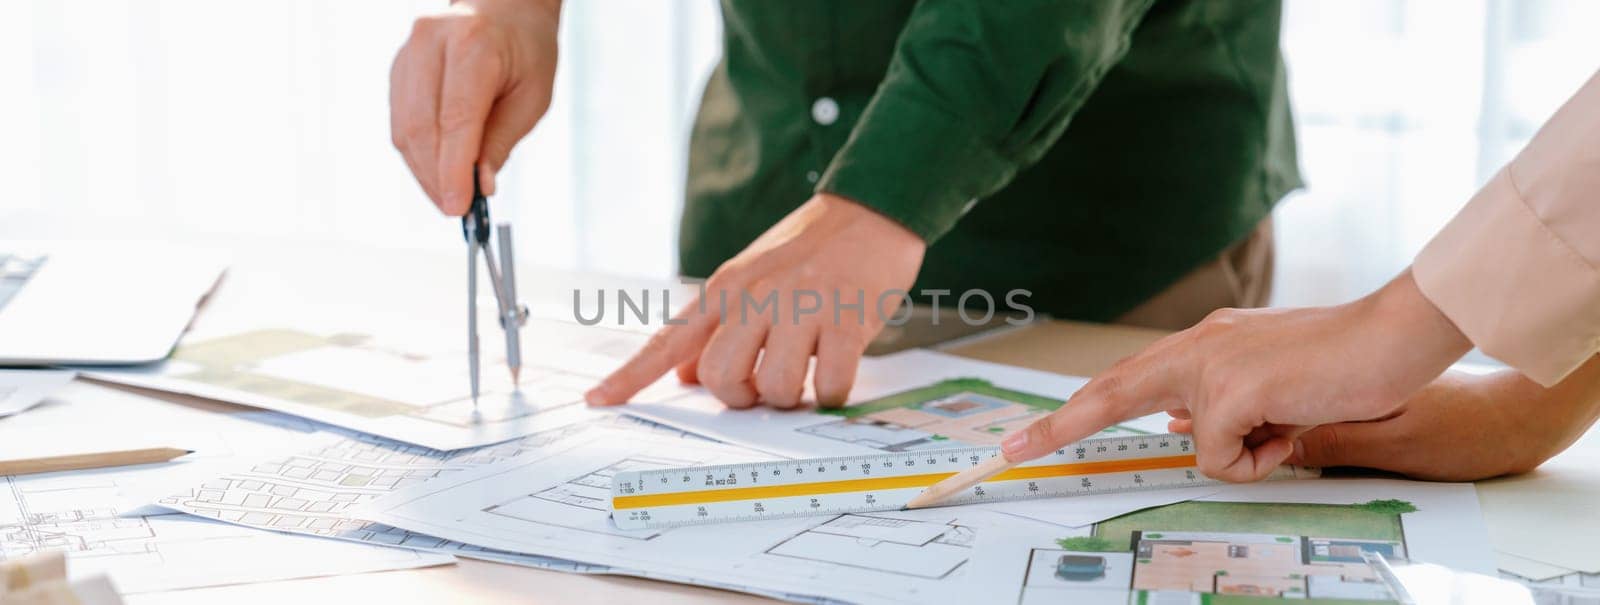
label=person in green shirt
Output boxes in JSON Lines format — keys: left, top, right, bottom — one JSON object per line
{"left": 390, "top": 0, "right": 1299, "bottom": 410}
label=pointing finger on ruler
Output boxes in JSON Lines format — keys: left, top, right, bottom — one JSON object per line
{"left": 1001, "top": 335, "right": 1196, "bottom": 463}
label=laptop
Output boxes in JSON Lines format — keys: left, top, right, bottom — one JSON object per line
{"left": 0, "top": 242, "right": 225, "bottom": 366}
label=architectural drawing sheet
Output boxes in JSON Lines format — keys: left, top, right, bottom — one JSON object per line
{"left": 0, "top": 401, "right": 454, "bottom": 594}
{"left": 0, "top": 471, "right": 450, "bottom": 593}
{"left": 358, "top": 428, "right": 1071, "bottom": 604}
{"left": 0, "top": 369, "right": 74, "bottom": 418}
{"left": 970, "top": 479, "right": 1494, "bottom": 605}
{"left": 91, "top": 318, "right": 689, "bottom": 450}
{"left": 158, "top": 414, "right": 708, "bottom": 573}
{"left": 623, "top": 349, "right": 1172, "bottom": 460}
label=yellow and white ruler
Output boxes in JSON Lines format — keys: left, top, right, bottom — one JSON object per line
{"left": 611, "top": 433, "right": 1316, "bottom": 529}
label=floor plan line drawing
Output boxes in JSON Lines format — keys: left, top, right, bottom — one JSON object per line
{"left": 161, "top": 416, "right": 707, "bottom": 562}
{"left": 357, "top": 432, "right": 1038, "bottom": 605}
{"left": 2, "top": 468, "right": 450, "bottom": 594}
{"left": 1, "top": 475, "right": 162, "bottom": 563}
{"left": 483, "top": 454, "right": 716, "bottom": 537}
{"left": 762, "top": 513, "right": 975, "bottom": 580}
{"left": 484, "top": 454, "right": 706, "bottom": 541}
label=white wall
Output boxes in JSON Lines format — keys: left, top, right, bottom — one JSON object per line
{"left": 1, "top": 0, "right": 1596, "bottom": 307}
{"left": 1274, "top": 0, "right": 1600, "bottom": 305}
{"left": 0, "top": 0, "right": 722, "bottom": 279}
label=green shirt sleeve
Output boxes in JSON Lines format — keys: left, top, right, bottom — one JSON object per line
{"left": 816, "top": 0, "right": 1156, "bottom": 243}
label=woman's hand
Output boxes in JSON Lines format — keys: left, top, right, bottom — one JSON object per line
{"left": 1277, "top": 355, "right": 1600, "bottom": 481}
{"left": 1002, "top": 271, "right": 1473, "bottom": 482}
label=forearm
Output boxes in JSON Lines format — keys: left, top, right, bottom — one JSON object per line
{"left": 1503, "top": 353, "right": 1600, "bottom": 466}
{"left": 1360, "top": 270, "right": 1474, "bottom": 384}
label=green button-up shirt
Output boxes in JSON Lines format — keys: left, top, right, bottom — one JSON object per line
{"left": 680, "top": 0, "right": 1301, "bottom": 321}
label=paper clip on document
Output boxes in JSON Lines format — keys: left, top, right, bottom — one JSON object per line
{"left": 462, "top": 168, "right": 529, "bottom": 409}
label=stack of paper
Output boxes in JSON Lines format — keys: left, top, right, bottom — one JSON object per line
{"left": 88, "top": 320, "right": 1503, "bottom": 605}
{"left": 0, "top": 384, "right": 453, "bottom": 594}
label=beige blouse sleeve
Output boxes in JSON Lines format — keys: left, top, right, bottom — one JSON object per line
{"left": 1413, "top": 69, "right": 1600, "bottom": 386}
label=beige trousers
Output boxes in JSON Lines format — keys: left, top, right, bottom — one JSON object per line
{"left": 1114, "top": 217, "right": 1275, "bottom": 331}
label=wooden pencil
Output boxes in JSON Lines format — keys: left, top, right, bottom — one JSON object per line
{"left": 0, "top": 447, "right": 193, "bottom": 476}
{"left": 905, "top": 454, "right": 1016, "bottom": 509}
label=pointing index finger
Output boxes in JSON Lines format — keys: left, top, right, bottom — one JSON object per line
{"left": 1001, "top": 348, "right": 1194, "bottom": 462}
{"left": 585, "top": 298, "right": 718, "bottom": 406}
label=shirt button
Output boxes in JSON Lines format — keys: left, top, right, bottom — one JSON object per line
{"left": 811, "top": 97, "right": 839, "bottom": 126}
{"left": 806, "top": 170, "right": 820, "bottom": 183}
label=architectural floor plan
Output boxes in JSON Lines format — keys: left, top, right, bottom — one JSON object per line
{"left": 797, "top": 379, "right": 1148, "bottom": 453}
{"left": 161, "top": 414, "right": 704, "bottom": 570}
{"left": 1, "top": 460, "right": 449, "bottom": 594}
{"left": 359, "top": 429, "right": 1061, "bottom": 604}
{"left": 972, "top": 479, "right": 1496, "bottom": 605}
{"left": 93, "top": 319, "right": 688, "bottom": 450}
{"left": 764, "top": 514, "right": 975, "bottom": 580}
{"left": 623, "top": 349, "right": 1171, "bottom": 459}
{"left": 484, "top": 454, "right": 697, "bottom": 540}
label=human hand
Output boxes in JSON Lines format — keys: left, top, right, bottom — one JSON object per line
{"left": 1001, "top": 271, "right": 1473, "bottom": 482}
{"left": 1277, "top": 355, "right": 1600, "bottom": 481}
{"left": 390, "top": 0, "right": 560, "bottom": 215}
{"left": 584, "top": 193, "right": 926, "bottom": 409}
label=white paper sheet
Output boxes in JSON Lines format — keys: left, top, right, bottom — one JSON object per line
{"left": 357, "top": 428, "right": 1046, "bottom": 604}
{"left": 1498, "top": 551, "right": 1577, "bottom": 582}
{"left": 1479, "top": 438, "right": 1600, "bottom": 573}
{"left": 89, "top": 319, "right": 690, "bottom": 450}
{"left": 0, "top": 369, "right": 75, "bottom": 418}
{"left": 1498, "top": 563, "right": 1600, "bottom": 591}
{"left": 157, "top": 413, "right": 707, "bottom": 568}
{"left": 970, "top": 478, "right": 1495, "bottom": 604}
{"left": 0, "top": 386, "right": 454, "bottom": 593}
{"left": 624, "top": 349, "right": 1173, "bottom": 459}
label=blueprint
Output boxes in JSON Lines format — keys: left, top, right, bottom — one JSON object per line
{"left": 157, "top": 414, "right": 707, "bottom": 571}
{"left": 0, "top": 383, "right": 458, "bottom": 593}
{"left": 624, "top": 349, "right": 1173, "bottom": 460}
{"left": 356, "top": 428, "right": 1054, "bottom": 604}
{"left": 0, "top": 471, "right": 450, "bottom": 594}
{"left": 91, "top": 318, "right": 691, "bottom": 450}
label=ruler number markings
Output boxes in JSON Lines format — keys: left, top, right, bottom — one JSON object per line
{"left": 612, "top": 434, "right": 1242, "bottom": 529}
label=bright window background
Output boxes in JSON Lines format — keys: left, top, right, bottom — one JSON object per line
{"left": 1, "top": 0, "right": 1596, "bottom": 308}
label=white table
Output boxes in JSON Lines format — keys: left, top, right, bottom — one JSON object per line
{"left": 7, "top": 238, "right": 1593, "bottom": 603}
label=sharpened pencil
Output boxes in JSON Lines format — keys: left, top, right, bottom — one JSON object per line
{"left": 904, "top": 453, "right": 1016, "bottom": 509}
{"left": 0, "top": 447, "right": 193, "bottom": 477}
